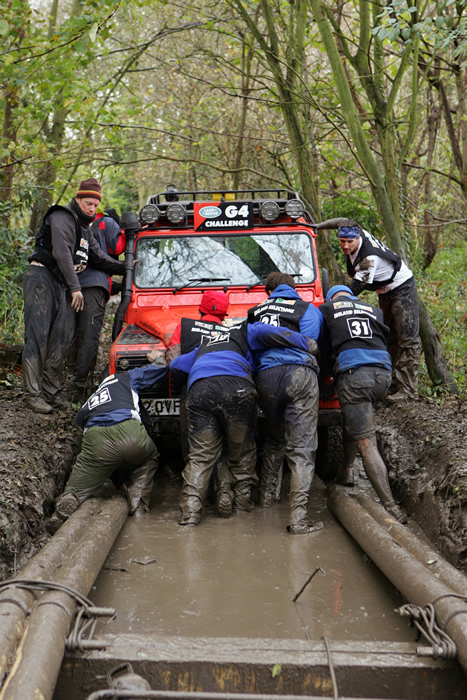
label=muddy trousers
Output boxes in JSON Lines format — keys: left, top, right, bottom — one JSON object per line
{"left": 22, "top": 265, "right": 67, "bottom": 402}
{"left": 64, "top": 419, "right": 158, "bottom": 513}
{"left": 180, "top": 376, "right": 258, "bottom": 524}
{"left": 256, "top": 365, "right": 319, "bottom": 529}
{"left": 378, "top": 277, "right": 420, "bottom": 398}
{"left": 180, "top": 384, "right": 233, "bottom": 498}
{"left": 336, "top": 367, "right": 396, "bottom": 506}
{"left": 64, "top": 287, "right": 107, "bottom": 401}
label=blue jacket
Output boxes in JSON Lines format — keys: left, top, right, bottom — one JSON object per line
{"left": 170, "top": 348, "right": 254, "bottom": 392}
{"left": 247, "top": 285, "right": 323, "bottom": 373}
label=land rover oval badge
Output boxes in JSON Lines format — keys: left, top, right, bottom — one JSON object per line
{"left": 199, "top": 206, "right": 221, "bottom": 218}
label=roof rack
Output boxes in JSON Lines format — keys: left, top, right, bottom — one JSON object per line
{"left": 147, "top": 188, "right": 300, "bottom": 205}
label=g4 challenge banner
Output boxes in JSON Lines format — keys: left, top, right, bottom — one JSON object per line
{"left": 194, "top": 201, "right": 254, "bottom": 231}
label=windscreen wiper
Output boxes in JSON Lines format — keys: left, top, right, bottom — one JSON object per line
{"left": 173, "top": 277, "right": 231, "bottom": 294}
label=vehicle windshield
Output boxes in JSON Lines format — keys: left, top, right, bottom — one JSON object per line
{"left": 134, "top": 231, "right": 316, "bottom": 289}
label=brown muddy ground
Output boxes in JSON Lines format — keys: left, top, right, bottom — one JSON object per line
{"left": 0, "top": 332, "right": 466, "bottom": 580}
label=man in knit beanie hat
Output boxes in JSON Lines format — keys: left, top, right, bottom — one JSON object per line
{"left": 23, "top": 178, "right": 124, "bottom": 414}
{"left": 65, "top": 203, "right": 125, "bottom": 403}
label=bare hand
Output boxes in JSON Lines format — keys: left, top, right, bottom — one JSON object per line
{"left": 71, "top": 290, "right": 84, "bottom": 312}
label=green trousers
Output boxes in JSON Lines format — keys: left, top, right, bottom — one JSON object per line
{"left": 65, "top": 419, "right": 158, "bottom": 513}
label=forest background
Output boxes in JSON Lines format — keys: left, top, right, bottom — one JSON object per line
{"left": 0, "top": 0, "right": 466, "bottom": 398}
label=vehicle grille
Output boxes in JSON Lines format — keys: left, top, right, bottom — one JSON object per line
{"left": 115, "top": 355, "right": 151, "bottom": 371}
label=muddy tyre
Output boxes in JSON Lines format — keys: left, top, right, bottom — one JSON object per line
{"left": 316, "top": 425, "right": 343, "bottom": 481}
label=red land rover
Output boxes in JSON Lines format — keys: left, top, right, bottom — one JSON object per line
{"left": 109, "top": 189, "right": 341, "bottom": 478}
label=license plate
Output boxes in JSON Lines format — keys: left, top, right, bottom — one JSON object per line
{"left": 143, "top": 398, "right": 181, "bottom": 417}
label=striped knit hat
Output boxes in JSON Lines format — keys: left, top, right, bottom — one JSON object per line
{"left": 76, "top": 177, "right": 102, "bottom": 201}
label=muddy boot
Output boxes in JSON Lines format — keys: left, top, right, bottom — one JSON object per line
{"left": 287, "top": 520, "right": 324, "bottom": 535}
{"left": 258, "top": 486, "right": 277, "bottom": 509}
{"left": 48, "top": 391, "right": 70, "bottom": 409}
{"left": 178, "top": 495, "right": 203, "bottom": 526}
{"left": 132, "top": 502, "right": 150, "bottom": 517}
{"left": 24, "top": 395, "right": 54, "bottom": 414}
{"left": 232, "top": 480, "right": 255, "bottom": 511}
{"left": 386, "top": 391, "right": 411, "bottom": 405}
{"left": 46, "top": 492, "right": 80, "bottom": 534}
{"left": 332, "top": 465, "right": 355, "bottom": 487}
{"left": 216, "top": 489, "right": 233, "bottom": 518}
{"left": 384, "top": 500, "right": 408, "bottom": 524}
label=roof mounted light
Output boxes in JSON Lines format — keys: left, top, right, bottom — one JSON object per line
{"left": 166, "top": 203, "right": 186, "bottom": 224}
{"left": 260, "top": 200, "right": 280, "bottom": 223}
{"left": 285, "top": 199, "right": 305, "bottom": 219}
{"left": 140, "top": 204, "right": 160, "bottom": 224}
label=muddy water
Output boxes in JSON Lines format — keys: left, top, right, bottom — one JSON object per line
{"left": 90, "top": 471, "right": 414, "bottom": 644}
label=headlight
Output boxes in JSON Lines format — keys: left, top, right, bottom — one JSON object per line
{"left": 119, "top": 358, "right": 130, "bottom": 369}
{"left": 140, "top": 204, "right": 160, "bottom": 224}
{"left": 166, "top": 203, "right": 186, "bottom": 224}
{"left": 285, "top": 199, "right": 305, "bottom": 219}
{"left": 260, "top": 200, "right": 280, "bottom": 223}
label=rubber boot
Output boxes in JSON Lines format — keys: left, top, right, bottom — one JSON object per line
{"left": 288, "top": 458, "right": 323, "bottom": 535}
{"left": 178, "top": 495, "right": 203, "bottom": 526}
{"left": 214, "top": 456, "right": 234, "bottom": 517}
{"left": 332, "top": 429, "right": 357, "bottom": 486}
{"left": 234, "top": 482, "right": 255, "bottom": 512}
{"left": 383, "top": 500, "right": 408, "bottom": 524}
{"left": 216, "top": 490, "right": 233, "bottom": 518}
{"left": 388, "top": 347, "right": 420, "bottom": 402}
{"left": 46, "top": 492, "right": 80, "bottom": 534}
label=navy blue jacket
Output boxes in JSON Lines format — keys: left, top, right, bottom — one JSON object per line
{"left": 247, "top": 285, "right": 323, "bottom": 373}
{"left": 76, "top": 365, "right": 168, "bottom": 430}
{"left": 170, "top": 322, "right": 254, "bottom": 392}
{"left": 319, "top": 293, "right": 391, "bottom": 374}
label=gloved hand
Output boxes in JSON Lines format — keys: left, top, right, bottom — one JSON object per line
{"left": 146, "top": 349, "right": 168, "bottom": 367}
{"left": 307, "top": 338, "right": 320, "bottom": 357}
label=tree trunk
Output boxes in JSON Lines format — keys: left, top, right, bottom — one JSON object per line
{"left": 419, "top": 299, "right": 459, "bottom": 394}
{"left": 308, "top": 0, "right": 459, "bottom": 394}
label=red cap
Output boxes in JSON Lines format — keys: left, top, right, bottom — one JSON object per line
{"left": 199, "top": 290, "right": 229, "bottom": 318}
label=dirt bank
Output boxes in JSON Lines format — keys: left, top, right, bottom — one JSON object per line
{"left": 0, "top": 339, "right": 466, "bottom": 579}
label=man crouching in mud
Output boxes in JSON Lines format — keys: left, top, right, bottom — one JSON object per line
{"left": 247, "top": 272, "right": 323, "bottom": 535}
{"left": 46, "top": 360, "right": 168, "bottom": 534}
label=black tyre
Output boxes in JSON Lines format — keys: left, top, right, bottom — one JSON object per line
{"left": 321, "top": 268, "right": 330, "bottom": 299}
{"left": 316, "top": 425, "right": 343, "bottom": 481}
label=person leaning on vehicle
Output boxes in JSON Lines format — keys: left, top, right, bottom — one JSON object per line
{"left": 169, "top": 319, "right": 258, "bottom": 527}
{"left": 166, "top": 289, "right": 230, "bottom": 363}
{"left": 65, "top": 208, "right": 126, "bottom": 403}
{"left": 46, "top": 360, "right": 168, "bottom": 534}
{"left": 315, "top": 218, "right": 420, "bottom": 403}
{"left": 246, "top": 272, "right": 324, "bottom": 536}
{"left": 166, "top": 290, "right": 235, "bottom": 518}
{"left": 22, "top": 178, "right": 125, "bottom": 414}
{"left": 319, "top": 285, "right": 407, "bottom": 523}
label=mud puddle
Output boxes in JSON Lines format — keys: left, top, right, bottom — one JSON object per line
{"left": 90, "top": 469, "right": 414, "bottom": 644}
